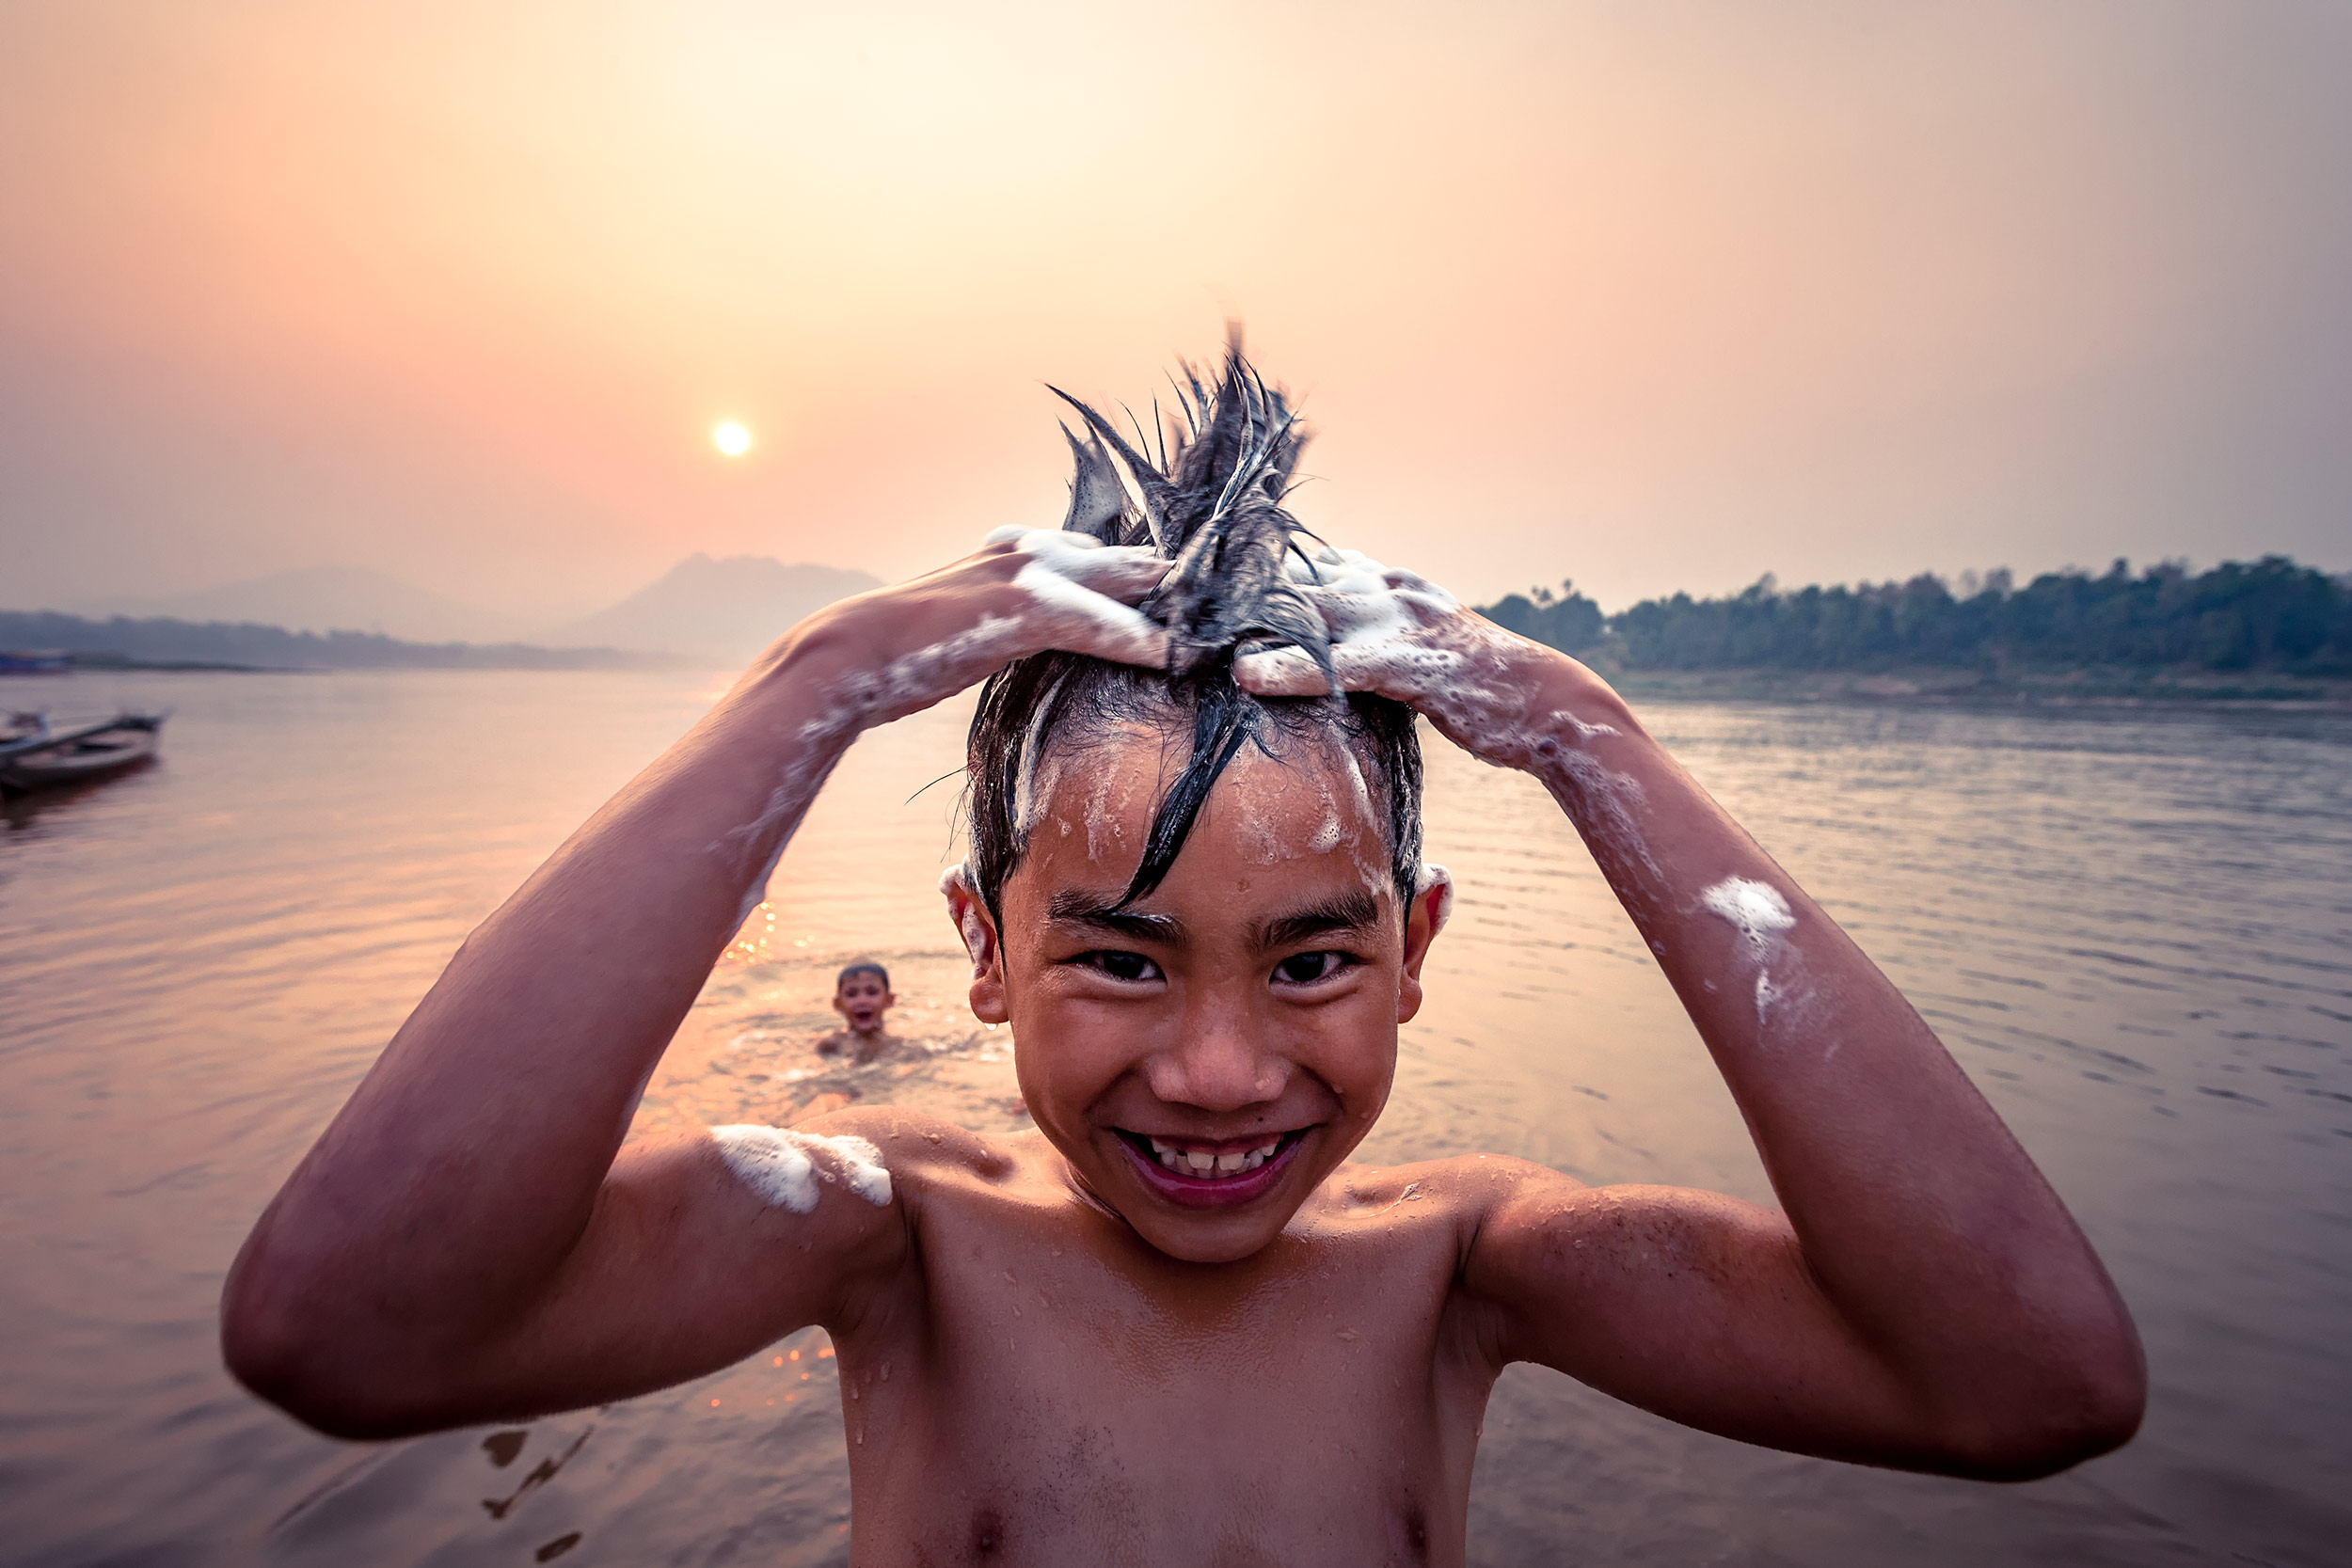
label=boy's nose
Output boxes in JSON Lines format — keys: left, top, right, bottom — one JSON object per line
{"left": 1142, "top": 991, "right": 1289, "bottom": 1113}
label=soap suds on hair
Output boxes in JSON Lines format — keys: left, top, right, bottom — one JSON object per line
{"left": 1415, "top": 863, "right": 1455, "bottom": 937}
{"left": 940, "top": 864, "right": 992, "bottom": 974}
{"left": 711, "top": 1124, "right": 893, "bottom": 1212}
{"left": 1010, "top": 673, "right": 1065, "bottom": 837}
{"left": 1241, "top": 548, "right": 1655, "bottom": 886}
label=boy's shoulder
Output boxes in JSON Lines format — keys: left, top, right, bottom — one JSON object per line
{"left": 1300, "top": 1150, "right": 1584, "bottom": 1243}
{"left": 800, "top": 1105, "right": 1059, "bottom": 1207}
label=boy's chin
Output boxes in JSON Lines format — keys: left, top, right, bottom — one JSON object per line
{"left": 1129, "top": 1214, "right": 1295, "bottom": 1265}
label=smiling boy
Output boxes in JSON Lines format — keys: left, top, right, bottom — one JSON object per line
{"left": 224, "top": 357, "right": 2142, "bottom": 1565}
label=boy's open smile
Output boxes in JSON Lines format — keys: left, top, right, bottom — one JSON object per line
{"left": 1112, "top": 1126, "right": 1313, "bottom": 1207}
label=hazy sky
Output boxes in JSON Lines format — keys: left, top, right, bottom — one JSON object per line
{"left": 3, "top": 1, "right": 2347, "bottom": 617}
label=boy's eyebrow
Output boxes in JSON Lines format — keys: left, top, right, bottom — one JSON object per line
{"left": 1251, "top": 891, "right": 1382, "bottom": 954}
{"left": 1045, "top": 891, "right": 1186, "bottom": 944}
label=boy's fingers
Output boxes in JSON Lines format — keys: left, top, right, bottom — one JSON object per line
{"left": 1236, "top": 639, "right": 1468, "bottom": 704}
{"left": 1057, "top": 549, "right": 1173, "bottom": 602}
{"left": 1233, "top": 646, "right": 1329, "bottom": 695}
{"left": 1060, "top": 618, "right": 1170, "bottom": 670}
{"left": 1030, "top": 593, "right": 1170, "bottom": 669}
{"left": 1234, "top": 642, "right": 1423, "bottom": 699}
{"left": 996, "top": 528, "right": 1171, "bottom": 604}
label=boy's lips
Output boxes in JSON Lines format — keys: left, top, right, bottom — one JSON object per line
{"left": 1111, "top": 1128, "right": 1311, "bottom": 1210}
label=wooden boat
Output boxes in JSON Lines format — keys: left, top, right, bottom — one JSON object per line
{"left": 0, "top": 712, "right": 166, "bottom": 792}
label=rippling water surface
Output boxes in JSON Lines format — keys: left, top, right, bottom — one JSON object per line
{"left": 2, "top": 670, "right": 2346, "bottom": 1566}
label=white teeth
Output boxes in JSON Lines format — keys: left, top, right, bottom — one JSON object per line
{"left": 1136, "top": 1135, "right": 1293, "bottom": 1179}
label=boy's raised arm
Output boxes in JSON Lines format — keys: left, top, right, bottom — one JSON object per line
{"left": 1240, "top": 558, "right": 2144, "bottom": 1480}
{"left": 222, "top": 532, "right": 1168, "bottom": 1438}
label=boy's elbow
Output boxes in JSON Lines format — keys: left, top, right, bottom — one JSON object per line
{"left": 1932, "top": 1322, "right": 2148, "bottom": 1481}
{"left": 221, "top": 1255, "right": 449, "bottom": 1442}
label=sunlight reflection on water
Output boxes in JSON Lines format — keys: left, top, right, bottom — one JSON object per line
{"left": 0, "top": 670, "right": 2345, "bottom": 1566}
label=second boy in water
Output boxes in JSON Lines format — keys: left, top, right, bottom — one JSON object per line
{"left": 817, "top": 960, "right": 901, "bottom": 1064}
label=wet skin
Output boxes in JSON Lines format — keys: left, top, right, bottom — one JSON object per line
{"left": 224, "top": 537, "right": 2144, "bottom": 1567}
{"left": 826, "top": 736, "right": 1490, "bottom": 1560}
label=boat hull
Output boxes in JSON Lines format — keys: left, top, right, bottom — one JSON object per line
{"left": 0, "top": 717, "right": 164, "bottom": 792}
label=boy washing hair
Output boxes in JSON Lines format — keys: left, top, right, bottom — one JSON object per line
{"left": 225, "top": 349, "right": 2142, "bottom": 1563}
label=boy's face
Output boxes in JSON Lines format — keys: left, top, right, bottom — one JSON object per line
{"left": 957, "top": 726, "right": 1444, "bottom": 1264}
{"left": 834, "top": 973, "right": 893, "bottom": 1034}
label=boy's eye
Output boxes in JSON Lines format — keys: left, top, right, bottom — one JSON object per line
{"left": 1274, "top": 951, "right": 1350, "bottom": 986}
{"left": 1083, "top": 950, "right": 1161, "bottom": 983}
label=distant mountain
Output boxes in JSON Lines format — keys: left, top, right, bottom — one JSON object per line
{"left": 82, "top": 567, "right": 520, "bottom": 645}
{"left": 546, "top": 555, "right": 882, "bottom": 662}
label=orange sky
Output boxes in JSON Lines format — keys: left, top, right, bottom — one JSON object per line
{"left": 3, "top": 1, "right": 2347, "bottom": 617}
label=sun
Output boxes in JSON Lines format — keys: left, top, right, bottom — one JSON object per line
{"left": 712, "top": 420, "right": 753, "bottom": 457}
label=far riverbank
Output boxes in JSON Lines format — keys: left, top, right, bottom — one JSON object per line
{"left": 1604, "top": 664, "right": 2352, "bottom": 710}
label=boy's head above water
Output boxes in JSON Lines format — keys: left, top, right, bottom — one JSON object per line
{"left": 951, "top": 655, "right": 1447, "bottom": 1265}
{"left": 832, "top": 961, "right": 894, "bottom": 1037}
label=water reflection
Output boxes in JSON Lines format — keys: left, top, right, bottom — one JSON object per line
{"left": 0, "top": 671, "right": 2344, "bottom": 1566}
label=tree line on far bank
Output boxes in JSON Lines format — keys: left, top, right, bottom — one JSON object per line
{"left": 1476, "top": 555, "right": 2352, "bottom": 675}
{"left": 0, "top": 610, "right": 663, "bottom": 671}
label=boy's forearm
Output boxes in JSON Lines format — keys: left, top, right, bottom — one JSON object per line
{"left": 1520, "top": 664, "right": 2138, "bottom": 1417}
{"left": 229, "top": 626, "right": 868, "bottom": 1353}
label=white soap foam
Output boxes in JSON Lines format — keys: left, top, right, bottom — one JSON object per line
{"left": 1267, "top": 552, "right": 1671, "bottom": 898}
{"left": 1307, "top": 774, "right": 1345, "bottom": 855}
{"left": 1082, "top": 765, "right": 1124, "bottom": 865}
{"left": 939, "top": 863, "right": 992, "bottom": 974}
{"left": 711, "top": 1124, "right": 894, "bottom": 1212}
{"left": 1700, "top": 877, "right": 1797, "bottom": 959}
{"left": 1700, "top": 877, "right": 1801, "bottom": 1028}
{"left": 1414, "top": 863, "right": 1456, "bottom": 938}
{"left": 1010, "top": 672, "right": 1066, "bottom": 838}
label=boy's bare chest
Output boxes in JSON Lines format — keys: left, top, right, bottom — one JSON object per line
{"left": 832, "top": 1190, "right": 1492, "bottom": 1565}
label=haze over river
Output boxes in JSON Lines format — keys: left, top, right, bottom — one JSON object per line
{"left": 2, "top": 669, "right": 2346, "bottom": 1566}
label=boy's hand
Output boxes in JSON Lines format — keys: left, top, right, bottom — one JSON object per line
{"left": 787, "top": 527, "right": 1170, "bottom": 733}
{"left": 1230, "top": 548, "right": 1622, "bottom": 771}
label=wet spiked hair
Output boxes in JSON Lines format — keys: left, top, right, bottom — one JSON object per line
{"left": 965, "top": 338, "right": 1423, "bottom": 919}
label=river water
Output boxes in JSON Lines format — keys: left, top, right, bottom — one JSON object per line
{"left": 1, "top": 669, "right": 2345, "bottom": 1567}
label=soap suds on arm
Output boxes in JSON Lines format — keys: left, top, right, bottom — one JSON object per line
{"left": 711, "top": 1125, "right": 894, "bottom": 1212}
{"left": 1698, "top": 877, "right": 1801, "bottom": 1027}
{"left": 1699, "top": 877, "right": 1796, "bottom": 958}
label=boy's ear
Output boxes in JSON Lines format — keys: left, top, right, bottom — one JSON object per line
{"left": 1396, "top": 865, "right": 1454, "bottom": 1025}
{"left": 940, "top": 865, "right": 1009, "bottom": 1024}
